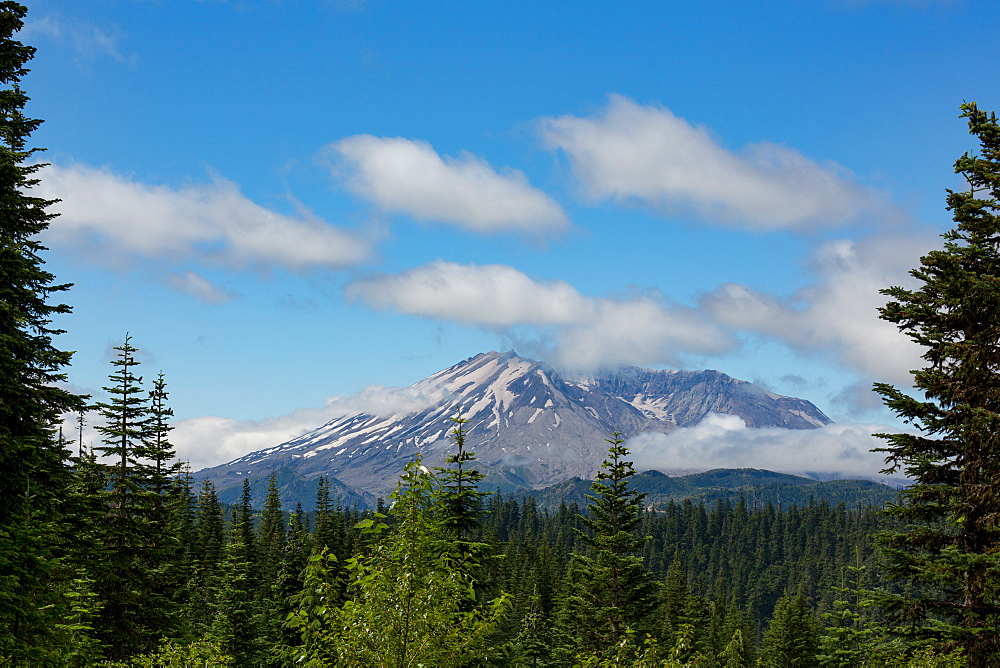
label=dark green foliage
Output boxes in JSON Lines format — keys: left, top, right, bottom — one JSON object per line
{"left": 188, "top": 479, "right": 225, "bottom": 638}
{"left": 435, "top": 412, "right": 489, "bottom": 543}
{"left": 760, "top": 592, "right": 820, "bottom": 667}
{"left": 139, "top": 372, "right": 181, "bottom": 499}
{"left": 94, "top": 335, "right": 148, "bottom": 497}
{"left": 817, "top": 556, "right": 877, "bottom": 666}
{"left": 525, "top": 468, "right": 899, "bottom": 512}
{"left": 873, "top": 103, "right": 1000, "bottom": 665}
{"left": 435, "top": 412, "right": 493, "bottom": 599}
{"left": 288, "top": 459, "right": 510, "bottom": 666}
{"left": 210, "top": 506, "right": 263, "bottom": 665}
{"left": 91, "top": 337, "right": 173, "bottom": 658}
{"left": 257, "top": 473, "right": 286, "bottom": 594}
{"left": 553, "top": 435, "right": 658, "bottom": 658}
{"left": 0, "top": 2, "right": 85, "bottom": 658}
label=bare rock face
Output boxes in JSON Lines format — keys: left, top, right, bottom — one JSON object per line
{"left": 196, "top": 351, "right": 832, "bottom": 499}
{"left": 588, "top": 367, "right": 831, "bottom": 429}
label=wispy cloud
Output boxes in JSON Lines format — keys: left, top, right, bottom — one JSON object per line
{"left": 702, "top": 232, "right": 931, "bottom": 387}
{"left": 328, "top": 135, "right": 569, "bottom": 234}
{"left": 346, "top": 260, "right": 735, "bottom": 371}
{"left": 21, "top": 15, "right": 133, "bottom": 65}
{"left": 539, "top": 95, "right": 881, "bottom": 231}
{"left": 37, "top": 163, "right": 375, "bottom": 273}
{"left": 346, "top": 226, "right": 934, "bottom": 391}
{"left": 167, "top": 271, "right": 236, "bottom": 304}
{"left": 628, "top": 412, "right": 905, "bottom": 483}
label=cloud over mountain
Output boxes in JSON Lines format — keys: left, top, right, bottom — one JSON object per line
{"left": 628, "top": 412, "right": 900, "bottom": 482}
{"left": 703, "top": 233, "right": 930, "bottom": 387}
{"left": 346, "top": 260, "right": 735, "bottom": 371}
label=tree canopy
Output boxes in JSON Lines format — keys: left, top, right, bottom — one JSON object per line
{"left": 874, "top": 102, "right": 1000, "bottom": 666}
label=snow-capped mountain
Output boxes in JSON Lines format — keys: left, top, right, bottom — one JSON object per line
{"left": 197, "top": 351, "right": 832, "bottom": 499}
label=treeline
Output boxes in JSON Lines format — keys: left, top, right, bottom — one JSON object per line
{"left": 481, "top": 491, "right": 888, "bottom": 634}
{"left": 34, "top": 374, "right": 931, "bottom": 665}
{"left": 5, "top": 0, "right": 999, "bottom": 661}
{"left": 3, "top": 333, "right": 960, "bottom": 665}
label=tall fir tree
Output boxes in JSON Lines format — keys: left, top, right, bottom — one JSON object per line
{"left": 255, "top": 474, "right": 287, "bottom": 663}
{"left": 211, "top": 500, "right": 263, "bottom": 665}
{"left": 257, "top": 473, "right": 286, "bottom": 597}
{"left": 139, "top": 372, "right": 181, "bottom": 501}
{"left": 759, "top": 592, "right": 820, "bottom": 667}
{"left": 189, "top": 480, "right": 225, "bottom": 638}
{"left": 91, "top": 335, "right": 172, "bottom": 658}
{"left": 434, "top": 411, "right": 492, "bottom": 600}
{"left": 94, "top": 334, "right": 148, "bottom": 509}
{"left": 873, "top": 102, "right": 1000, "bottom": 666}
{"left": 553, "top": 434, "right": 658, "bottom": 659}
{"left": 435, "top": 412, "right": 489, "bottom": 543}
{"left": 0, "top": 1, "right": 85, "bottom": 659}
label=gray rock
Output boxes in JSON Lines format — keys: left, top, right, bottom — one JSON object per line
{"left": 196, "top": 351, "right": 832, "bottom": 499}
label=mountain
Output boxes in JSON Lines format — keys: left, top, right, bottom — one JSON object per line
{"left": 214, "top": 466, "right": 374, "bottom": 511}
{"left": 196, "top": 351, "right": 832, "bottom": 501}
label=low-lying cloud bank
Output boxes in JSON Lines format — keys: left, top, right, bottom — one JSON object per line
{"left": 626, "top": 412, "right": 905, "bottom": 485}
{"left": 170, "top": 383, "right": 451, "bottom": 471}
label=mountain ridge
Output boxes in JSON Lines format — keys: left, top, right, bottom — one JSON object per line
{"left": 196, "top": 351, "right": 833, "bottom": 499}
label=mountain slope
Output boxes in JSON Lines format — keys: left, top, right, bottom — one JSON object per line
{"left": 197, "top": 351, "right": 832, "bottom": 499}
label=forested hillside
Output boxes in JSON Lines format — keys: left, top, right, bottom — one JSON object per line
{"left": 4, "top": 0, "right": 1000, "bottom": 664}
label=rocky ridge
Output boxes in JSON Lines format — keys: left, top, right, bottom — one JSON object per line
{"left": 196, "top": 351, "right": 832, "bottom": 499}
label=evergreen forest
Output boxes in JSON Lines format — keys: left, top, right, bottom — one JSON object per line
{"left": 3, "top": 1, "right": 1000, "bottom": 664}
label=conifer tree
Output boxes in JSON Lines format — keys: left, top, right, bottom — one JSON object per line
{"left": 0, "top": 2, "right": 85, "bottom": 657}
{"left": 288, "top": 458, "right": 509, "bottom": 665}
{"left": 760, "top": 592, "right": 820, "bottom": 667}
{"left": 211, "top": 504, "right": 263, "bottom": 665}
{"left": 232, "top": 478, "right": 258, "bottom": 575}
{"left": 140, "top": 372, "right": 181, "bottom": 501}
{"left": 164, "top": 465, "right": 197, "bottom": 639}
{"left": 188, "top": 479, "right": 225, "bottom": 637}
{"left": 255, "top": 474, "right": 287, "bottom": 662}
{"left": 873, "top": 102, "right": 1000, "bottom": 666}
{"left": 435, "top": 411, "right": 492, "bottom": 600}
{"left": 436, "top": 412, "right": 489, "bottom": 543}
{"left": 257, "top": 473, "right": 286, "bottom": 596}
{"left": 312, "top": 474, "right": 334, "bottom": 550}
{"left": 272, "top": 502, "right": 311, "bottom": 653}
{"left": 659, "top": 560, "right": 689, "bottom": 640}
{"left": 92, "top": 335, "right": 171, "bottom": 658}
{"left": 554, "top": 434, "right": 658, "bottom": 658}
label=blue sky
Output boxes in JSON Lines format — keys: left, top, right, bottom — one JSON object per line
{"left": 25, "top": 0, "right": 998, "bottom": 472}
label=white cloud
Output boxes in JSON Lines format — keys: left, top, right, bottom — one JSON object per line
{"left": 702, "top": 233, "right": 932, "bottom": 386}
{"left": 538, "top": 95, "right": 879, "bottom": 230}
{"left": 347, "top": 260, "right": 735, "bottom": 371}
{"left": 172, "top": 384, "right": 449, "bottom": 470}
{"left": 167, "top": 271, "right": 236, "bottom": 304}
{"left": 346, "top": 260, "right": 589, "bottom": 326}
{"left": 22, "top": 15, "right": 132, "bottom": 64}
{"left": 36, "top": 163, "right": 374, "bottom": 271}
{"left": 328, "top": 135, "right": 568, "bottom": 234}
{"left": 627, "top": 412, "right": 906, "bottom": 483}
